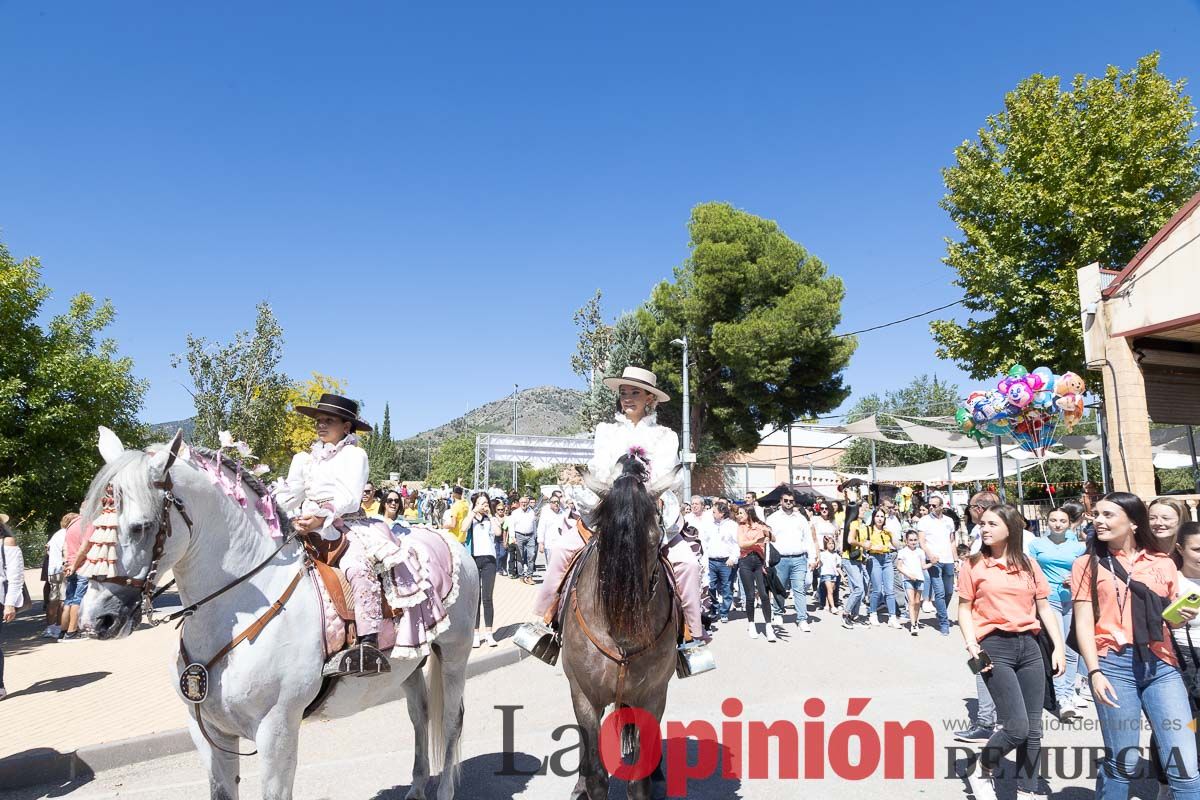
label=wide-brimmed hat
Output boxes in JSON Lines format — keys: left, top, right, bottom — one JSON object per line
{"left": 0, "top": 513, "right": 8, "bottom": 527}
{"left": 602, "top": 366, "right": 670, "bottom": 403}
{"left": 294, "top": 393, "right": 372, "bottom": 432}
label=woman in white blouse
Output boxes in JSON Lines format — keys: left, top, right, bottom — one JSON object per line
{"left": 275, "top": 393, "right": 399, "bottom": 676}
{"left": 526, "top": 367, "right": 709, "bottom": 668}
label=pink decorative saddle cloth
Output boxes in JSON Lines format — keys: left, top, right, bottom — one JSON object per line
{"left": 311, "top": 523, "right": 462, "bottom": 660}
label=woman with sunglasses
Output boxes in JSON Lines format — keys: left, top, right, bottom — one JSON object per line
{"left": 378, "top": 490, "right": 409, "bottom": 536}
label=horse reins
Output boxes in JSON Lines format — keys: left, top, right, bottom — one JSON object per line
{"left": 97, "top": 436, "right": 307, "bottom": 757}
{"left": 569, "top": 551, "right": 679, "bottom": 710}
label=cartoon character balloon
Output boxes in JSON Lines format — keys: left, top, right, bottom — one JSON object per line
{"left": 957, "top": 364, "right": 1087, "bottom": 453}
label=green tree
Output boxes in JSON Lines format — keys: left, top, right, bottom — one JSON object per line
{"left": 362, "top": 403, "right": 399, "bottom": 483}
{"left": 172, "top": 302, "right": 290, "bottom": 460}
{"left": 640, "top": 202, "right": 857, "bottom": 456}
{"left": 580, "top": 311, "right": 648, "bottom": 431}
{"left": 393, "top": 439, "right": 430, "bottom": 483}
{"left": 570, "top": 289, "right": 612, "bottom": 389}
{"left": 0, "top": 243, "right": 148, "bottom": 535}
{"left": 429, "top": 434, "right": 476, "bottom": 486}
{"left": 837, "top": 376, "right": 961, "bottom": 470}
{"left": 932, "top": 52, "right": 1200, "bottom": 379}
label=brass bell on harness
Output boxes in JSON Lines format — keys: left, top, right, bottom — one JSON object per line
{"left": 512, "top": 622, "right": 560, "bottom": 666}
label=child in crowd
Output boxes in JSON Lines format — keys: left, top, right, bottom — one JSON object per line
{"left": 896, "top": 530, "right": 929, "bottom": 635}
{"left": 818, "top": 536, "right": 841, "bottom": 614}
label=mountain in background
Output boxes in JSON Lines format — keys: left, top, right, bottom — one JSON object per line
{"left": 148, "top": 385, "right": 586, "bottom": 448}
{"left": 397, "top": 385, "right": 586, "bottom": 446}
{"left": 147, "top": 417, "right": 197, "bottom": 442}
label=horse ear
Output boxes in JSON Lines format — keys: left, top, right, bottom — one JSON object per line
{"left": 98, "top": 426, "right": 125, "bottom": 464}
{"left": 578, "top": 467, "right": 609, "bottom": 496}
{"left": 646, "top": 464, "right": 683, "bottom": 499}
{"left": 149, "top": 429, "right": 187, "bottom": 483}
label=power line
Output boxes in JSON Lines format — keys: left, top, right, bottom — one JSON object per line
{"left": 836, "top": 299, "right": 965, "bottom": 338}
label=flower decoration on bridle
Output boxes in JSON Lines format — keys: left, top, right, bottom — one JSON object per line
{"left": 79, "top": 484, "right": 119, "bottom": 579}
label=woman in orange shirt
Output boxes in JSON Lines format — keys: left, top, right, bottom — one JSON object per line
{"left": 1072, "top": 492, "right": 1200, "bottom": 800}
{"left": 957, "top": 505, "right": 1065, "bottom": 800}
{"left": 736, "top": 506, "right": 776, "bottom": 642}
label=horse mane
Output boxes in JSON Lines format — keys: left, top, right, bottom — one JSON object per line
{"left": 81, "top": 450, "right": 156, "bottom": 531}
{"left": 80, "top": 443, "right": 292, "bottom": 536}
{"left": 592, "top": 454, "right": 659, "bottom": 643}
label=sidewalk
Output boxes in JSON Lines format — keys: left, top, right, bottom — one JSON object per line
{"left": 0, "top": 563, "right": 540, "bottom": 761}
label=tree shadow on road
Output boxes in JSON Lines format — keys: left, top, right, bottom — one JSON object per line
{"left": 3, "top": 670, "right": 111, "bottom": 699}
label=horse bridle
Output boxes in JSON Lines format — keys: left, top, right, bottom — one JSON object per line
{"left": 92, "top": 436, "right": 193, "bottom": 613}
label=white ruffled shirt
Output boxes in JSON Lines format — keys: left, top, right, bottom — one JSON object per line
{"left": 567, "top": 412, "right": 683, "bottom": 533}
{"left": 275, "top": 435, "right": 369, "bottom": 540}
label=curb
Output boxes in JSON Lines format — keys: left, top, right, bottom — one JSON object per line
{"left": 0, "top": 643, "right": 530, "bottom": 791}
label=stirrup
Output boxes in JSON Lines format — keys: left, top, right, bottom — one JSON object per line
{"left": 513, "top": 621, "right": 560, "bottom": 666}
{"left": 676, "top": 640, "right": 716, "bottom": 678}
{"left": 322, "top": 641, "right": 392, "bottom": 678}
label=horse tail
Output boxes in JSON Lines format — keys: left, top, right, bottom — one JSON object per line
{"left": 428, "top": 645, "right": 447, "bottom": 771}
{"left": 593, "top": 470, "right": 658, "bottom": 643}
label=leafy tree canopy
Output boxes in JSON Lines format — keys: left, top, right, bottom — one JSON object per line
{"left": 580, "top": 310, "right": 649, "bottom": 431}
{"left": 932, "top": 52, "right": 1200, "bottom": 378}
{"left": 640, "top": 202, "right": 856, "bottom": 455}
{"left": 172, "top": 302, "right": 290, "bottom": 463}
{"left": 0, "top": 243, "right": 147, "bottom": 535}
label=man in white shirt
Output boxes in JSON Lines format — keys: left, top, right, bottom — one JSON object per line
{"left": 42, "top": 515, "right": 72, "bottom": 639}
{"left": 508, "top": 496, "right": 538, "bottom": 584}
{"left": 765, "top": 493, "right": 818, "bottom": 632}
{"left": 916, "top": 494, "right": 957, "bottom": 636}
{"left": 536, "top": 493, "right": 571, "bottom": 567}
{"left": 704, "top": 501, "right": 740, "bottom": 622}
{"left": 744, "top": 491, "right": 764, "bottom": 519}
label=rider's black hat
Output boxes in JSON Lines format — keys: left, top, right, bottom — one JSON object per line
{"left": 294, "top": 393, "right": 372, "bottom": 432}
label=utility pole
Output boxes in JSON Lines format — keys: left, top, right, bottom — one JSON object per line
{"left": 787, "top": 424, "right": 794, "bottom": 485}
{"left": 671, "top": 336, "right": 692, "bottom": 499}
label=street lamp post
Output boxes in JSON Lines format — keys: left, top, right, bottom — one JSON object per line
{"left": 671, "top": 336, "right": 692, "bottom": 499}
{"left": 511, "top": 384, "right": 519, "bottom": 491}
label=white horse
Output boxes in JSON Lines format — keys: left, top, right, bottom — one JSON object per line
{"left": 79, "top": 429, "right": 479, "bottom": 800}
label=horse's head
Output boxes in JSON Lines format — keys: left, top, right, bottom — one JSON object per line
{"left": 80, "top": 427, "right": 191, "bottom": 640}
{"left": 580, "top": 454, "right": 680, "bottom": 502}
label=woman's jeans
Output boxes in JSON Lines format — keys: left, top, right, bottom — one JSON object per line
{"left": 738, "top": 552, "right": 771, "bottom": 623}
{"left": 979, "top": 631, "right": 1045, "bottom": 793}
{"left": 841, "top": 558, "right": 867, "bottom": 617}
{"left": 1047, "top": 589, "right": 1079, "bottom": 707}
{"left": 1094, "top": 647, "right": 1200, "bottom": 799}
{"left": 867, "top": 553, "right": 896, "bottom": 619}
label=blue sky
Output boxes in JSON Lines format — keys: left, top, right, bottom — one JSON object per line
{"left": 3, "top": 1, "right": 1199, "bottom": 439}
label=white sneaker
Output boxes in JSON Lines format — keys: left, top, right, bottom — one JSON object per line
{"left": 482, "top": 633, "right": 498, "bottom": 648}
{"left": 921, "top": 601, "right": 935, "bottom": 614}
{"left": 967, "top": 772, "right": 997, "bottom": 800}
{"left": 764, "top": 625, "right": 777, "bottom": 642}
{"left": 472, "top": 634, "right": 482, "bottom": 649}
{"left": 748, "top": 622, "right": 759, "bottom": 639}
{"left": 800, "top": 620, "right": 812, "bottom": 633}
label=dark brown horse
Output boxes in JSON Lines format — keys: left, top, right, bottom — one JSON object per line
{"left": 563, "top": 456, "right": 681, "bottom": 800}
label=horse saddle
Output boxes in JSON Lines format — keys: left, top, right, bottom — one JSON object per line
{"left": 299, "top": 532, "right": 355, "bottom": 623}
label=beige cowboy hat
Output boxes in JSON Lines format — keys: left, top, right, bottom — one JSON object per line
{"left": 603, "top": 366, "right": 670, "bottom": 403}
{"left": 0, "top": 513, "right": 8, "bottom": 526}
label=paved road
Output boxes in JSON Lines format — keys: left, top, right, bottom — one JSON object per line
{"left": 8, "top": 606, "right": 1158, "bottom": 799}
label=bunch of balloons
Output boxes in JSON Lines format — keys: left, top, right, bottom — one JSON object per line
{"left": 956, "top": 364, "right": 1087, "bottom": 454}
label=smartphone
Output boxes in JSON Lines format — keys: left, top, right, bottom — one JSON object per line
{"left": 1163, "top": 593, "right": 1200, "bottom": 626}
{"left": 968, "top": 651, "right": 993, "bottom": 674}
